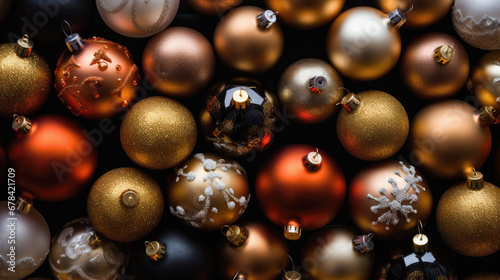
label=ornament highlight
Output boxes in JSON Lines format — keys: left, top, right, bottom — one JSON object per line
{"left": 376, "top": 0, "right": 453, "bottom": 28}
{"left": 469, "top": 50, "right": 500, "bottom": 111}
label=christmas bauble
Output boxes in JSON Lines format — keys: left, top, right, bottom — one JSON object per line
{"left": 337, "top": 90, "right": 409, "bottom": 161}
{"left": 401, "top": 32, "right": 469, "bottom": 99}
{"left": 186, "top": 0, "right": 241, "bottom": 16}
{"left": 465, "top": 273, "right": 500, "bottom": 280}
{"left": 0, "top": 201, "right": 50, "bottom": 280}
{"left": 15, "top": 0, "right": 92, "bottom": 45}
{"left": 349, "top": 161, "right": 432, "bottom": 240}
{"left": 199, "top": 78, "right": 278, "bottom": 157}
{"left": 49, "top": 217, "right": 129, "bottom": 280}
{"left": 264, "top": 0, "right": 345, "bottom": 29}
{"left": 8, "top": 115, "right": 98, "bottom": 202}
{"left": 0, "top": 36, "right": 51, "bottom": 117}
{"left": 256, "top": 145, "right": 346, "bottom": 240}
{"left": 326, "top": 6, "right": 402, "bottom": 81}
{"left": 167, "top": 153, "right": 250, "bottom": 231}
{"left": 129, "top": 228, "right": 212, "bottom": 280}
{"left": 436, "top": 171, "right": 500, "bottom": 257}
{"left": 142, "top": 27, "right": 215, "bottom": 98}
{"left": 469, "top": 50, "right": 500, "bottom": 111}
{"left": 54, "top": 36, "right": 141, "bottom": 119}
{"left": 0, "top": 0, "right": 12, "bottom": 23}
{"left": 219, "top": 222, "right": 289, "bottom": 280}
{"left": 409, "top": 100, "right": 493, "bottom": 178}
{"left": 301, "top": 226, "right": 374, "bottom": 280}
{"left": 96, "top": 0, "right": 179, "bottom": 38}
{"left": 213, "top": 6, "right": 284, "bottom": 74}
{"left": 376, "top": 0, "right": 453, "bottom": 28}
{"left": 452, "top": 0, "right": 500, "bottom": 50}
{"left": 278, "top": 58, "right": 344, "bottom": 124}
{"left": 87, "top": 167, "right": 164, "bottom": 242}
{"left": 120, "top": 96, "right": 197, "bottom": 169}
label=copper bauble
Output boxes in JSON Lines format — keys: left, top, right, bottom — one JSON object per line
{"left": 0, "top": 37, "right": 51, "bottom": 117}
{"left": 200, "top": 78, "right": 278, "bottom": 157}
{"left": 409, "top": 100, "right": 493, "bottom": 178}
{"left": 301, "top": 226, "right": 374, "bottom": 280}
{"left": 326, "top": 6, "right": 401, "bottom": 81}
{"left": 337, "top": 91, "right": 409, "bottom": 161}
{"left": 401, "top": 32, "right": 469, "bottom": 99}
{"left": 376, "top": 0, "right": 453, "bottom": 28}
{"left": 219, "top": 222, "right": 289, "bottom": 280}
{"left": 465, "top": 273, "right": 500, "bottom": 280}
{"left": 55, "top": 36, "right": 141, "bottom": 119}
{"left": 8, "top": 115, "right": 98, "bottom": 202}
{"left": 87, "top": 167, "right": 164, "bottom": 242}
{"left": 186, "top": 0, "right": 241, "bottom": 16}
{"left": 143, "top": 27, "right": 215, "bottom": 98}
{"left": 256, "top": 145, "right": 346, "bottom": 240}
{"left": 437, "top": 171, "right": 500, "bottom": 257}
{"left": 96, "top": 0, "right": 179, "bottom": 38}
{"left": 168, "top": 153, "right": 250, "bottom": 231}
{"left": 278, "top": 58, "right": 344, "bottom": 124}
{"left": 349, "top": 161, "right": 432, "bottom": 240}
{"left": 452, "top": 0, "right": 500, "bottom": 50}
{"left": 213, "top": 6, "right": 284, "bottom": 74}
{"left": 0, "top": 201, "right": 50, "bottom": 280}
{"left": 469, "top": 50, "right": 500, "bottom": 111}
{"left": 49, "top": 217, "right": 129, "bottom": 279}
{"left": 120, "top": 96, "right": 197, "bottom": 169}
{"left": 265, "top": 0, "right": 344, "bottom": 29}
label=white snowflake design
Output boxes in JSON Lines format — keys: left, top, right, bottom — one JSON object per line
{"left": 367, "top": 162, "right": 426, "bottom": 230}
{"left": 170, "top": 153, "right": 250, "bottom": 228}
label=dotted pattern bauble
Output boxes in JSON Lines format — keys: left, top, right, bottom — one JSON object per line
{"left": 469, "top": 50, "right": 500, "bottom": 111}
{"left": 376, "top": 0, "right": 453, "bottom": 28}
{"left": 120, "top": 96, "right": 197, "bottom": 169}
{"left": 0, "top": 43, "right": 51, "bottom": 117}
{"left": 87, "top": 167, "right": 164, "bottom": 242}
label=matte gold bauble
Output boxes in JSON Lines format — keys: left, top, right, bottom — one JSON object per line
{"left": 401, "top": 32, "right": 469, "bottom": 99}
{"left": 301, "top": 226, "right": 374, "bottom": 280}
{"left": 167, "top": 153, "right": 250, "bottom": 230}
{"left": 349, "top": 161, "right": 432, "bottom": 240}
{"left": 120, "top": 96, "right": 197, "bottom": 169}
{"left": 436, "top": 171, "right": 500, "bottom": 257}
{"left": 465, "top": 273, "right": 500, "bottom": 280}
{"left": 186, "top": 0, "right": 241, "bottom": 16}
{"left": 469, "top": 50, "right": 500, "bottom": 110}
{"left": 142, "top": 27, "right": 215, "bottom": 98}
{"left": 337, "top": 90, "right": 409, "bottom": 161}
{"left": 376, "top": 0, "right": 453, "bottom": 28}
{"left": 0, "top": 37, "right": 51, "bottom": 117}
{"left": 87, "top": 167, "right": 164, "bottom": 242}
{"left": 213, "top": 6, "right": 284, "bottom": 74}
{"left": 49, "top": 217, "right": 129, "bottom": 279}
{"left": 265, "top": 0, "right": 345, "bottom": 29}
{"left": 326, "top": 6, "right": 402, "bottom": 81}
{"left": 409, "top": 100, "right": 493, "bottom": 178}
{"left": 278, "top": 58, "right": 344, "bottom": 123}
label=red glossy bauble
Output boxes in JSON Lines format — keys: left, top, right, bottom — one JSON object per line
{"left": 256, "top": 144, "right": 346, "bottom": 240}
{"left": 8, "top": 115, "right": 98, "bottom": 202}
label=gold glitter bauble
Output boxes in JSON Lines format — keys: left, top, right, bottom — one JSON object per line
{"left": 376, "top": 0, "right": 453, "bottom": 28}
{"left": 120, "top": 96, "right": 197, "bottom": 169}
{"left": 0, "top": 43, "right": 51, "bottom": 117}
{"left": 278, "top": 58, "right": 344, "bottom": 124}
{"left": 436, "top": 173, "right": 500, "bottom": 257}
{"left": 167, "top": 153, "right": 250, "bottom": 230}
{"left": 469, "top": 50, "right": 500, "bottom": 111}
{"left": 87, "top": 167, "right": 164, "bottom": 242}
{"left": 336, "top": 90, "right": 409, "bottom": 161}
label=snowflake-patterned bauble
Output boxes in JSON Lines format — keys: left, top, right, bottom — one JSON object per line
{"left": 348, "top": 161, "right": 432, "bottom": 240}
{"left": 167, "top": 153, "right": 250, "bottom": 230}
{"left": 49, "top": 217, "right": 129, "bottom": 280}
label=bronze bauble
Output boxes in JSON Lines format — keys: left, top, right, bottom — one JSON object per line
{"left": 186, "top": 0, "right": 241, "bottom": 16}
{"left": 376, "top": 0, "right": 453, "bottom": 28}
{"left": 469, "top": 50, "right": 500, "bottom": 111}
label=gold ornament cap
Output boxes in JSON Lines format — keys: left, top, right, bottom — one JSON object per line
{"left": 62, "top": 20, "right": 84, "bottom": 52}
{"left": 478, "top": 106, "right": 500, "bottom": 126}
{"left": 15, "top": 196, "right": 33, "bottom": 213}
{"left": 412, "top": 233, "right": 429, "bottom": 254}
{"left": 14, "top": 34, "right": 34, "bottom": 57}
{"left": 223, "top": 225, "right": 248, "bottom": 247}
{"left": 257, "top": 10, "right": 278, "bottom": 29}
{"left": 145, "top": 241, "right": 166, "bottom": 261}
{"left": 284, "top": 223, "right": 301, "bottom": 240}
{"left": 340, "top": 93, "right": 360, "bottom": 112}
{"left": 353, "top": 233, "right": 375, "bottom": 254}
{"left": 12, "top": 115, "right": 32, "bottom": 135}
{"left": 307, "top": 76, "right": 327, "bottom": 94}
{"left": 387, "top": 8, "right": 407, "bottom": 29}
{"left": 433, "top": 45, "right": 454, "bottom": 64}
{"left": 303, "top": 149, "right": 322, "bottom": 171}
{"left": 121, "top": 190, "right": 139, "bottom": 207}
{"left": 467, "top": 170, "right": 484, "bottom": 190}
{"left": 231, "top": 88, "right": 251, "bottom": 110}
{"left": 284, "top": 271, "right": 301, "bottom": 280}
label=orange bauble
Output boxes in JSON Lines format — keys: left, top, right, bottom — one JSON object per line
{"left": 54, "top": 36, "right": 141, "bottom": 119}
{"left": 255, "top": 144, "right": 346, "bottom": 240}
{"left": 349, "top": 161, "right": 432, "bottom": 240}
{"left": 7, "top": 115, "right": 98, "bottom": 202}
